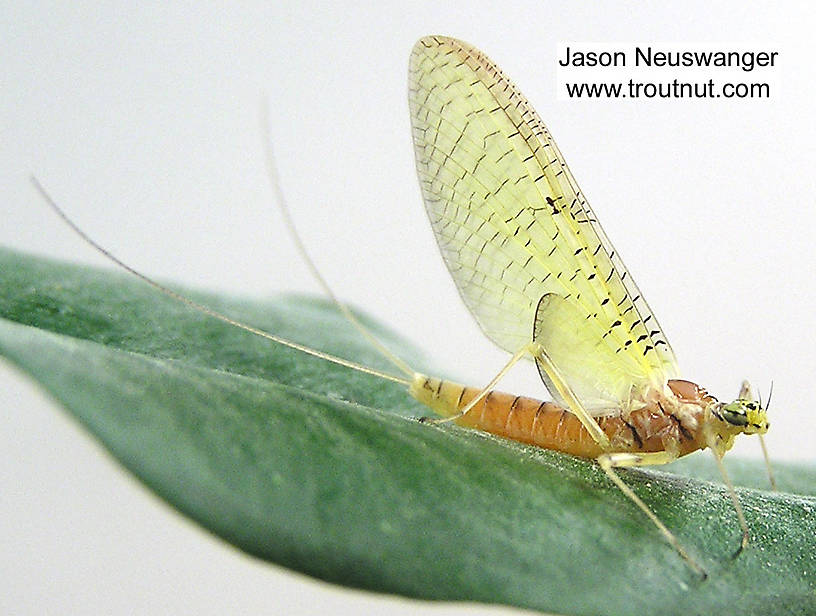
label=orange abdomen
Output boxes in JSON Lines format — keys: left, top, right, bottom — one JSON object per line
{"left": 410, "top": 375, "right": 708, "bottom": 458}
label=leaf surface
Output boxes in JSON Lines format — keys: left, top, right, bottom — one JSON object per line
{"left": 1, "top": 247, "right": 814, "bottom": 615}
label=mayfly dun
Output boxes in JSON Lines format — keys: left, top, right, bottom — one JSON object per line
{"left": 33, "top": 35, "right": 774, "bottom": 579}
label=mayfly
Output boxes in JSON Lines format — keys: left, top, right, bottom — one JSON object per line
{"left": 33, "top": 35, "right": 774, "bottom": 579}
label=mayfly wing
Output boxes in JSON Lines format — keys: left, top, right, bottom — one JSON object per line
{"left": 408, "top": 36, "right": 678, "bottom": 413}
{"left": 533, "top": 294, "right": 655, "bottom": 413}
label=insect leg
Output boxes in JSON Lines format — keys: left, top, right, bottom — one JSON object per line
{"left": 758, "top": 434, "right": 776, "bottom": 491}
{"left": 740, "top": 380, "right": 776, "bottom": 490}
{"left": 597, "top": 450, "right": 707, "bottom": 579}
{"left": 424, "top": 342, "right": 612, "bottom": 452}
{"left": 708, "top": 447, "right": 751, "bottom": 554}
{"left": 532, "top": 344, "right": 610, "bottom": 449}
{"left": 420, "top": 344, "right": 532, "bottom": 425}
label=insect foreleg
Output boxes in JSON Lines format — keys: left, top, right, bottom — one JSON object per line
{"left": 708, "top": 447, "right": 750, "bottom": 553}
{"left": 739, "top": 380, "right": 776, "bottom": 490}
{"left": 758, "top": 434, "right": 776, "bottom": 491}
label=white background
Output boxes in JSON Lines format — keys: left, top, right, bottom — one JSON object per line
{"left": 1, "top": 2, "right": 813, "bottom": 614}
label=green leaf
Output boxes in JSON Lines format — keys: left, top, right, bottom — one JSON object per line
{"left": 1, "top": 246, "right": 814, "bottom": 616}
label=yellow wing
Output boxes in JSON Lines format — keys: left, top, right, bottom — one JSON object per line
{"left": 408, "top": 36, "right": 678, "bottom": 413}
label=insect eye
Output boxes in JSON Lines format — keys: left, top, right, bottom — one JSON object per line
{"left": 721, "top": 404, "right": 749, "bottom": 427}
{"left": 746, "top": 402, "right": 757, "bottom": 411}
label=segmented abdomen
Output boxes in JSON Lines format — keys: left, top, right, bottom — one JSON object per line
{"left": 410, "top": 375, "right": 707, "bottom": 459}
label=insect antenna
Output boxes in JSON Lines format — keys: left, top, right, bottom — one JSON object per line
{"left": 30, "top": 176, "right": 411, "bottom": 387}
{"left": 259, "top": 99, "right": 416, "bottom": 379}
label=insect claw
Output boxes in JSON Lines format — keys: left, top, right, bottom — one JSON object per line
{"left": 731, "top": 531, "right": 750, "bottom": 559}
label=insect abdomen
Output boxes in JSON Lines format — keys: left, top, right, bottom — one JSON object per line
{"left": 409, "top": 375, "right": 706, "bottom": 459}
{"left": 410, "top": 375, "right": 605, "bottom": 457}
